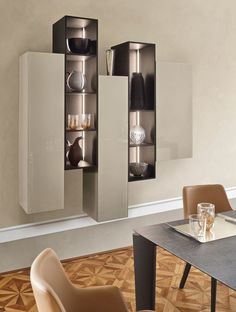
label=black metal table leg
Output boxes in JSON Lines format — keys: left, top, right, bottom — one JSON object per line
{"left": 179, "top": 262, "right": 191, "bottom": 289}
{"left": 133, "top": 233, "right": 156, "bottom": 311}
{"left": 211, "top": 277, "right": 217, "bottom": 312}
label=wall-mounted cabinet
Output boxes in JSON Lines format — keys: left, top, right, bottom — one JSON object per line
{"left": 53, "top": 15, "right": 98, "bottom": 170}
{"left": 156, "top": 62, "right": 192, "bottom": 161}
{"left": 83, "top": 76, "right": 128, "bottom": 222}
{"left": 19, "top": 15, "right": 192, "bottom": 219}
{"left": 112, "top": 41, "right": 192, "bottom": 179}
{"left": 111, "top": 42, "right": 156, "bottom": 182}
{"left": 19, "top": 52, "right": 64, "bottom": 213}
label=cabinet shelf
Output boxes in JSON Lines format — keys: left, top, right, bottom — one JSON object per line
{"left": 129, "top": 175, "right": 156, "bottom": 182}
{"left": 66, "top": 128, "right": 96, "bottom": 132}
{"left": 66, "top": 54, "right": 96, "bottom": 61}
{"left": 66, "top": 52, "right": 96, "bottom": 56}
{"left": 65, "top": 162, "right": 96, "bottom": 170}
{"left": 130, "top": 109, "right": 155, "bottom": 112}
{"left": 66, "top": 91, "right": 97, "bottom": 95}
{"left": 129, "top": 142, "right": 154, "bottom": 147}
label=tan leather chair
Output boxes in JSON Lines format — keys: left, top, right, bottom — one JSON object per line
{"left": 183, "top": 184, "right": 232, "bottom": 219}
{"left": 31, "top": 248, "right": 153, "bottom": 312}
{"left": 180, "top": 184, "right": 232, "bottom": 311}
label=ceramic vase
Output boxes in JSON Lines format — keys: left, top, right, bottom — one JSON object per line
{"left": 66, "top": 71, "right": 86, "bottom": 92}
{"left": 68, "top": 137, "right": 83, "bottom": 166}
{"left": 106, "top": 49, "right": 114, "bottom": 75}
{"left": 131, "top": 72, "right": 145, "bottom": 110}
{"left": 130, "top": 125, "right": 145, "bottom": 145}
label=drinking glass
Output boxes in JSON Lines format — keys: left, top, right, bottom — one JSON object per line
{"left": 80, "top": 114, "right": 92, "bottom": 130}
{"left": 189, "top": 214, "right": 207, "bottom": 237}
{"left": 197, "top": 203, "right": 215, "bottom": 231}
{"left": 68, "top": 114, "right": 79, "bottom": 130}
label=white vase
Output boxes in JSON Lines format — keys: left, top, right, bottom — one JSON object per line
{"left": 66, "top": 71, "right": 86, "bottom": 92}
{"left": 130, "top": 125, "right": 145, "bottom": 145}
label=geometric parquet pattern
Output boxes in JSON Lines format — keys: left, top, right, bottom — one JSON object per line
{"left": 1, "top": 247, "right": 236, "bottom": 312}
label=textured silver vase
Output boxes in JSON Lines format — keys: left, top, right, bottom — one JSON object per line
{"left": 106, "top": 49, "right": 114, "bottom": 75}
{"left": 130, "top": 125, "right": 145, "bottom": 145}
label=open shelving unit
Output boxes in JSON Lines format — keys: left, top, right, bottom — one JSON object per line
{"left": 53, "top": 15, "right": 98, "bottom": 170}
{"left": 111, "top": 41, "right": 156, "bottom": 181}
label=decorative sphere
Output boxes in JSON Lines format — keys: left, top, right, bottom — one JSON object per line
{"left": 130, "top": 125, "right": 145, "bottom": 145}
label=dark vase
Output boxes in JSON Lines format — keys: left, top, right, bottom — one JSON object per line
{"left": 65, "top": 139, "right": 71, "bottom": 161}
{"left": 68, "top": 137, "right": 83, "bottom": 167}
{"left": 131, "top": 72, "right": 145, "bottom": 110}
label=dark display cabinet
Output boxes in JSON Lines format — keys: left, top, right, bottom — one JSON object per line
{"left": 53, "top": 16, "right": 98, "bottom": 170}
{"left": 111, "top": 42, "right": 156, "bottom": 181}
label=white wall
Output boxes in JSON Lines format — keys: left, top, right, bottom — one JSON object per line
{"left": 1, "top": 0, "right": 236, "bottom": 227}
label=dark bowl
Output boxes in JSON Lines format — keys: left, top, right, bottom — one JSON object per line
{"left": 67, "top": 38, "right": 91, "bottom": 54}
{"left": 89, "top": 40, "right": 97, "bottom": 54}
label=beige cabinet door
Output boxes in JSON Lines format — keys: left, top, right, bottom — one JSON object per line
{"left": 83, "top": 75, "right": 128, "bottom": 221}
{"left": 157, "top": 62, "right": 192, "bottom": 161}
{"left": 98, "top": 76, "right": 128, "bottom": 221}
{"left": 19, "top": 52, "right": 64, "bottom": 213}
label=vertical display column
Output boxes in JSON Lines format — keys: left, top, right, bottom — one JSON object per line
{"left": 112, "top": 41, "right": 156, "bottom": 182}
{"left": 53, "top": 15, "right": 98, "bottom": 170}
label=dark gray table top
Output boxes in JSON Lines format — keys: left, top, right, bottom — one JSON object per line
{"left": 134, "top": 215, "right": 236, "bottom": 290}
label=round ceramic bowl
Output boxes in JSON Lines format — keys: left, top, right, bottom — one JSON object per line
{"left": 67, "top": 38, "right": 90, "bottom": 54}
{"left": 129, "top": 162, "right": 148, "bottom": 177}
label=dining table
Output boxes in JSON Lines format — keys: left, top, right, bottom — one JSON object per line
{"left": 133, "top": 211, "right": 236, "bottom": 312}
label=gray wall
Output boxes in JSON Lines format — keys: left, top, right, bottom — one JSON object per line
{"left": 1, "top": 0, "right": 236, "bottom": 227}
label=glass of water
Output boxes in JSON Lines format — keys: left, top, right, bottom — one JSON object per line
{"left": 189, "top": 214, "right": 207, "bottom": 238}
{"left": 197, "top": 203, "right": 215, "bottom": 231}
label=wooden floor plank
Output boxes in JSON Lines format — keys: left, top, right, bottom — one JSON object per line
{"left": 0, "top": 247, "right": 235, "bottom": 311}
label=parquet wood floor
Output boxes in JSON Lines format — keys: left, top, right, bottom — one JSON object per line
{"left": 0, "top": 247, "right": 236, "bottom": 312}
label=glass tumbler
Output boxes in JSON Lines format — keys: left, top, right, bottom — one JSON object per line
{"left": 68, "top": 114, "right": 79, "bottom": 130}
{"left": 80, "top": 114, "right": 92, "bottom": 130}
{"left": 189, "top": 214, "right": 207, "bottom": 238}
{"left": 197, "top": 203, "right": 215, "bottom": 231}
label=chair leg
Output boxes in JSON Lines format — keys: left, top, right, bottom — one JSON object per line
{"left": 211, "top": 277, "right": 217, "bottom": 312}
{"left": 179, "top": 262, "right": 191, "bottom": 289}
